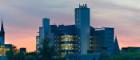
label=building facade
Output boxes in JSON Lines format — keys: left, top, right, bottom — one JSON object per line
{"left": 89, "top": 27, "right": 119, "bottom": 55}
{"left": 56, "top": 25, "right": 80, "bottom": 57}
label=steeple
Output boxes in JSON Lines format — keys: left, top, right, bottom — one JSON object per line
{"left": 1, "top": 20, "right": 4, "bottom": 33}
{"left": 0, "top": 19, "right": 5, "bottom": 45}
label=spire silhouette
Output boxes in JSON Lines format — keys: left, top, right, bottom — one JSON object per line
{"left": 0, "top": 17, "right": 5, "bottom": 45}
{"left": 1, "top": 20, "right": 4, "bottom": 33}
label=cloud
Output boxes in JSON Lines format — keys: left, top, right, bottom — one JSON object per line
{"left": 94, "top": 0, "right": 140, "bottom": 9}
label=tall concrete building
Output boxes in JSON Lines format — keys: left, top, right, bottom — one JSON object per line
{"left": 0, "top": 21, "right": 5, "bottom": 45}
{"left": 43, "top": 18, "right": 50, "bottom": 38}
{"left": 75, "top": 4, "right": 90, "bottom": 54}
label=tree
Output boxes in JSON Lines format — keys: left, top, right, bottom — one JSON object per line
{"left": 25, "top": 52, "right": 38, "bottom": 60}
{"left": 40, "top": 38, "right": 54, "bottom": 60}
{"left": 6, "top": 46, "right": 17, "bottom": 60}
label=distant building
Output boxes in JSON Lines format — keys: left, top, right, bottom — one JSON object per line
{"left": 18, "top": 48, "right": 26, "bottom": 60}
{"left": 42, "top": 18, "right": 50, "bottom": 37}
{"left": 36, "top": 18, "right": 50, "bottom": 53}
{"left": 0, "top": 21, "right": 5, "bottom": 45}
{"left": 0, "top": 21, "right": 20, "bottom": 60}
{"left": 75, "top": 4, "right": 90, "bottom": 54}
{"left": 36, "top": 4, "right": 120, "bottom": 60}
{"left": 19, "top": 48, "right": 26, "bottom": 54}
{"left": 89, "top": 27, "right": 119, "bottom": 55}
{"left": 37, "top": 27, "right": 44, "bottom": 53}
{"left": 0, "top": 44, "right": 16, "bottom": 56}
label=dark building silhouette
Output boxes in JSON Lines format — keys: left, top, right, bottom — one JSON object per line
{"left": 0, "top": 21, "right": 5, "bottom": 45}
{"left": 43, "top": 18, "right": 50, "bottom": 37}
{"left": 89, "top": 27, "right": 120, "bottom": 55}
{"left": 36, "top": 4, "right": 120, "bottom": 60}
{"left": 36, "top": 18, "right": 50, "bottom": 53}
{"left": 19, "top": 48, "right": 26, "bottom": 54}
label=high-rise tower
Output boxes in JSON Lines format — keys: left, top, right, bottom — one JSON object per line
{"left": 0, "top": 21, "right": 5, "bottom": 45}
{"left": 43, "top": 18, "right": 50, "bottom": 38}
{"left": 75, "top": 4, "right": 90, "bottom": 54}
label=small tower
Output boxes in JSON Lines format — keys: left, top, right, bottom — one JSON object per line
{"left": 0, "top": 20, "right": 5, "bottom": 45}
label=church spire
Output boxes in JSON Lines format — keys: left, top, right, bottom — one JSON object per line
{"left": 1, "top": 20, "right": 4, "bottom": 33}
{"left": 0, "top": 18, "right": 5, "bottom": 45}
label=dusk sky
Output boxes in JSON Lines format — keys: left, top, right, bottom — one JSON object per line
{"left": 0, "top": 0, "right": 140, "bottom": 52}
